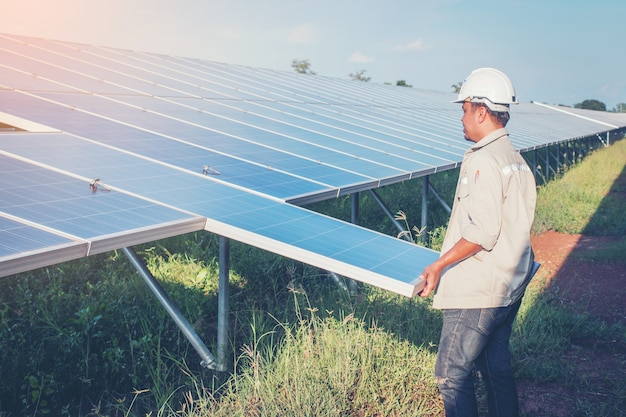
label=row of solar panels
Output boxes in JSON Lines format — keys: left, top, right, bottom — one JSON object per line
{"left": 0, "top": 130, "right": 437, "bottom": 296}
{"left": 1, "top": 33, "right": 625, "bottom": 295}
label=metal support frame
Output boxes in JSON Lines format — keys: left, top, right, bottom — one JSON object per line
{"left": 367, "top": 178, "right": 452, "bottom": 245}
{"left": 216, "top": 236, "right": 230, "bottom": 372}
{"left": 545, "top": 145, "right": 558, "bottom": 181}
{"left": 573, "top": 140, "right": 579, "bottom": 164}
{"left": 328, "top": 270, "right": 351, "bottom": 293}
{"left": 562, "top": 141, "right": 570, "bottom": 168}
{"left": 351, "top": 193, "right": 360, "bottom": 225}
{"left": 428, "top": 182, "right": 452, "bottom": 215}
{"left": 524, "top": 145, "right": 557, "bottom": 185}
{"left": 368, "top": 189, "right": 409, "bottom": 241}
{"left": 122, "top": 247, "right": 217, "bottom": 370}
{"left": 420, "top": 176, "right": 429, "bottom": 243}
{"left": 532, "top": 149, "right": 540, "bottom": 180}
{"left": 524, "top": 132, "right": 622, "bottom": 187}
{"left": 345, "top": 193, "right": 360, "bottom": 294}
{"left": 540, "top": 145, "right": 553, "bottom": 184}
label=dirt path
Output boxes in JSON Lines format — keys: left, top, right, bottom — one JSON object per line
{"left": 530, "top": 231, "right": 626, "bottom": 324}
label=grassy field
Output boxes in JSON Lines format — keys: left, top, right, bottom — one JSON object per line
{"left": 1, "top": 138, "right": 625, "bottom": 416}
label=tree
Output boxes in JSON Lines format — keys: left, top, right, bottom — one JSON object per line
{"left": 574, "top": 99, "right": 606, "bottom": 111}
{"left": 396, "top": 80, "right": 412, "bottom": 88}
{"left": 349, "top": 69, "right": 371, "bottom": 82}
{"left": 611, "top": 103, "right": 626, "bottom": 113}
{"left": 291, "top": 59, "right": 316, "bottom": 75}
{"left": 452, "top": 82, "right": 463, "bottom": 94}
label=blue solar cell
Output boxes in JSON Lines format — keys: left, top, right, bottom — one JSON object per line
{"left": 0, "top": 92, "right": 390, "bottom": 196}
{"left": 0, "top": 66, "right": 69, "bottom": 93}
{"left": 0, "top": 155, "right": 200, "bottom": 241}
{"left": 40, "top": 90, "right": 428, "bottom": 177}
{"left": 0, "top": 216, "right": 72, "bottom": 256}
{"left": 230, "top": 101, "right": 460, "bottom": 162}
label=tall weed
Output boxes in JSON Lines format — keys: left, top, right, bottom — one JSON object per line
{"left": 188, "top": 309, "right": 442, "bottom": 417}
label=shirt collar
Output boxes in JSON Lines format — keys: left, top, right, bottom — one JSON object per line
{"left": 469, "top": 128, "right": 509, "bottom": 152}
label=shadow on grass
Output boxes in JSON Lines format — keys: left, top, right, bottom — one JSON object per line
{"left": 542, "top": 161, "right": 626, "bottom": 324}
{"left": 515, "top": 145, "right": 626, "bottom": 416}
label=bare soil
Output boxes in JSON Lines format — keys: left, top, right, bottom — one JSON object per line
{"left": 531, "top": 231, "right": 626, "bottom": 324}
{"left": 516, "top": 231, "right": 626, "bottom": 416}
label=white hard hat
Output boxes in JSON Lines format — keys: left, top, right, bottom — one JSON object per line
{"left": 453, "top": 68, "right": 518, "bottom": 112}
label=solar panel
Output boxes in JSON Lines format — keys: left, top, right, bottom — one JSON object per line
{"left": 0, "top": 215, "right": 79, "bottom": 256}
{"left": 0, "top": 129, "right": 438, "bottom": 296}
{"left": 1, "top": 33, "right": 626, "bottom": 297}
{"left": 0, "top": 148, "right": 205, "bottom": 240}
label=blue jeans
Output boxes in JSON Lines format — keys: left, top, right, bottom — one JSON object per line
{"left": 435, "top": 299, "right": 523, "bottom": 417}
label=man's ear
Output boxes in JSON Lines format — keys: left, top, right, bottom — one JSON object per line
{"left": 476, "top": 105, "right": 488, "bottom": 123}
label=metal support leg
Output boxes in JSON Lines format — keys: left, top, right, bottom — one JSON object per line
{"left": 537, "top": 146, "right": 550, "bottom": 184}
{"left": 427, "top": 182, "right": 452, "bottom": 215}
{"left": 122, "top": 247, "right": 216, "bottom": 369}
{"left": 547, "top": 146, "right": 551, "bottom": 180}
{"left": 420, "top": 176, "right": 429, "bottom": 243}
{"left": 345, "top": 193, "right": 360, "bottom": 294}
{"left": 368, "top": 189, "right": 410, "bottom": 241}
{"left": 351, "top": 193, "right": 360, "bottom": 225}
{"left": 217, "top": 236, "right": 230, "bottom": 372}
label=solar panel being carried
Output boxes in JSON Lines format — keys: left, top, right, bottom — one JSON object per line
{"left": 1, "top": 33, "right": 626, "bottom": 297}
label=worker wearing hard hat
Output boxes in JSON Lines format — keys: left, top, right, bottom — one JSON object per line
{"left": 418, "top": 68, "right": 537, "bottom": 417}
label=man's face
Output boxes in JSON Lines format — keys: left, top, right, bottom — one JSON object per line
{"left": 461, "top": 101, "right": 480, "bottom": 142}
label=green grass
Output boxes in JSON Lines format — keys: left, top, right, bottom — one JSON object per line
{"left": 0, "top": 137, "right": 625, "bottom": 416}
{"left": 195, "top": 309, "right": 441, "bottom": 417}
{"left": 532, "top": 137, "right": 626, "bottom": 236}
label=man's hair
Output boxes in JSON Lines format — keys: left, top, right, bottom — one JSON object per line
{"left": 470, "top": 102, "right": 510, "bottom": 127}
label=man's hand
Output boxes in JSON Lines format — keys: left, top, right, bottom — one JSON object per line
{"left": 418, "top": 261, "right": 444, "bottom": 297}
{"left": 417, "top": 238, "right": 483, "bottom": 298}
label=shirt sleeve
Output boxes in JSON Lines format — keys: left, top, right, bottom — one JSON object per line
{"left": 460, "top": 154, "right": 503, "bottom": 251}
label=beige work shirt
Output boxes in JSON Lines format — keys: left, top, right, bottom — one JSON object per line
{"left": 432, "top": 128, "right": 537, "bottom": 309}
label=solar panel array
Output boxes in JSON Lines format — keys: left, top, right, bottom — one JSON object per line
{"left": 2, "top": 33, "right": 625, "bottom": 296}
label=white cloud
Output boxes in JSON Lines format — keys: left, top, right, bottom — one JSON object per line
{"left": 287, "top": 24, "right": 318, "bottom": 45}
{"left": 349, "top": 51, "right": 375, "bottom": 63}
{"left": 393, "top": 39, "right": 428, "bottom": 52}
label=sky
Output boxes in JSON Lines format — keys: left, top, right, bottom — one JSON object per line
{"left": 3, "top": 0, "right": 625, "bottom": 109}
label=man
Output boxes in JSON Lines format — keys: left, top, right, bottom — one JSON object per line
{"left": 419, "top": 68, "right": 537, "bottom": 417}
